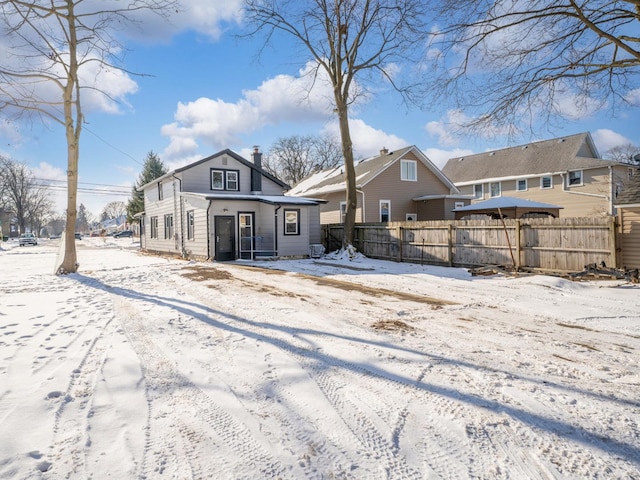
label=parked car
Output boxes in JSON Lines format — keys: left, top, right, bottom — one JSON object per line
{"left": 114, "top": 230, "right": 133, "bottom": 238}
{"left": 19, "top": 233, "right": 38, "bottom": 246}
{"left": 75, "top": 233, "right": 82, "bottom": 240}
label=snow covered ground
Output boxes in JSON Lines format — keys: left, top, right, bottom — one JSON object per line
{"left": 1, "top": 237, "right": 639, "bottom": 479}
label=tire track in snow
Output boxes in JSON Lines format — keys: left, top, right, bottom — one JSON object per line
{"left": 112, "top": 293, "right": 293, "bottom": 480}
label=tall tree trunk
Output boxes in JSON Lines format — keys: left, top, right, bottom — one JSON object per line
{"left": 57, "top": 6, "right": 80, "bottom": 274}
{"left": 335, "top": 99, "right": 356, "bottom": 248}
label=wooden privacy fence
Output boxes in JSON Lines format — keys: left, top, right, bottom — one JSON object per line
{"left": 322, "top": 217, "right": 618, "bottom": 273}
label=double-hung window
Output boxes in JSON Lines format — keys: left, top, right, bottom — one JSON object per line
{"left": 567, "top": 170, "right": 582, "bottom": 186}
{"left": 284, "top": 209, "right": 300, "bottom": 235}
{"left": 164, "top": 214, "right": 174, "bottom": 239}
{"left": 517, "top": 179, "right": 527, "bottom": 192}
{"left": 490, "top": 182, "right": 501, "bottom": 197}
{"left": 540, "top": 176, "right": 552, "bottom": 189}
{"left": 187, "top": 211, "right": 195, "bottom": 240}
{"left": 150, "top": 217, "right": 158, "bottom": 238}
{"left": 211, "top": 169, "right": 240, "bottom": 191}
{"left": 474, "top": 184, "right": 483, "bottom": 199}
{"left": 380, "top": 200, "right": 391, "bottom": 222}
{"left": 400, "top": 160, "right": 417, "bottom": 181}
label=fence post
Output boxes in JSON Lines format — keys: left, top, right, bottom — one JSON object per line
{"left": 609, "top": 215, "right": 617, "bottom": 268}
{"left": 515, "top": 219, "right": 522, "bottom": 269}
{"left": 397, "top": 225, "right": 403, "bottom": 262}
{"left": 448, "top": 223, "right": 454, "bottom": 267}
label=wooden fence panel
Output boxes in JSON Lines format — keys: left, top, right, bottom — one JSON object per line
{"left": 322, "top": 217, "right": 617, "bottom": 273}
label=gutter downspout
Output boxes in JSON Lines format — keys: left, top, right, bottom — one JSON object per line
{"left": 206, "top": 200, "right": 213, "bottom": 261}
{"left": 172, "top": 174, "right": 184, "bottom": 254}
{"left": 274, "top": 204, "right": 281, "bottom": 257}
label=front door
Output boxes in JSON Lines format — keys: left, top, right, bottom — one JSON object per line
{"left": 214, "top": 216, "right": 235, "bottom": 261}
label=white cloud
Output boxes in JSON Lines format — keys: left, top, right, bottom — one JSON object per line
{"left": 425, "top": 110, "right": 475, "bottom": 147}
{"left": 625, "top": 89, "right": 640, "bottom": 106}
{"left": 161, "top": 61, "right": 336, "bottom": 162}
{"left": 423, "top": 147, "right": 475, "bottom": 169}
{"left": 592, "top": 129, "right": 633, "bottom": 152}
{"left": 321, "top": 119, "right": 408, "bottom": 159}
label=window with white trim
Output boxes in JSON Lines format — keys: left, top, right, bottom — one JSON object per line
{"left": 474, "top": 184, "right": 483, "bottom": 199}
{"left": 517, "top": 179, "right": 527, "bottom": 191}
{"left": 340, "top": 202, "right": 347, "bottom": 223}
{"left": 490, "top": 182, "right": 501, "bottom": 197}
{"left": 380, "top": 200, "right": 391, "bottom": 222}
{"left": 567, "top": 170, "right": 582, "bottom": 186}
{"left": 211, "top": 169, "right": 240, "bottom": 191}
{"left": 540, "top": 176, "right": 552, "bottom": 189}
{"left": 284, "top": 209, "right": 300, "bottom": 235}
{"left": 187, "top": 210, "right": 195, "bottom": 240}
{"left": 400, "top": 160, "right": 417, "bottom": 181}
{"left": 164, "top": 214, "right": 174, "bottom": 239}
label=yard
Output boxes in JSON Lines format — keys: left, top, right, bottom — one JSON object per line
{"left": 0, "top": 237, "right": 638, "bottom": 479}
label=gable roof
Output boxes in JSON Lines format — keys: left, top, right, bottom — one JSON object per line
{"left": 139, "top": 149, "right": 288, "bottom": 190}
{"left": 287, "top": 145, "right": 456, "bottom": 196}
{"left": 442, "top": 132, "right": 620, "bottom": 185}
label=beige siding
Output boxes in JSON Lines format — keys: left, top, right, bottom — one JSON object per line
{"left": 364, "top": 152, "right": 449, "bottom": 222}
{"left": 318, "top": 191, "right": 364, "bottom": 225}
{"left": 467, "top": 166, "right": 617, "bottom": 217}
{"left": 619, "top": 208, "right": 640, "bottom": 268}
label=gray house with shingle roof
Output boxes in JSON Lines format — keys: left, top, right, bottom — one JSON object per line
{"left": 442, "top": 132, "right": 630, "bottom": 218}
{"left": 287, "top": 146, "right": 468, "bottom": 223}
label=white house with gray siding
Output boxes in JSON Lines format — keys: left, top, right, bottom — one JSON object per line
{"left": 139, "top": 148, "right": 324, "bottom": 261}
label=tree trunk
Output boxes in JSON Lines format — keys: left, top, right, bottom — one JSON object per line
{"left": 57, "top": 9, "right": 80, "bottom": 275}
{"left": 335, "top": 99, "right": 357, "bottom": 248}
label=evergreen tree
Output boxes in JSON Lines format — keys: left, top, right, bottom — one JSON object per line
{"left": 126, "top": 151, "right": 167, "bottom": 223}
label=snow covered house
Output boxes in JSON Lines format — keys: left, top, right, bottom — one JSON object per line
{"left": 138, "top": 148, "right": 324, "bottom": 261}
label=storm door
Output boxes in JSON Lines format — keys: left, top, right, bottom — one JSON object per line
{"left": 214, "top": 216, "right": 235, "bottom": 261}
{"left": 239, "top": 213, "right": 255, "bottom": 260}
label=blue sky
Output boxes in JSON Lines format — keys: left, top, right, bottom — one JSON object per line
{"left": 1, "top": 1, "right": 638, "bottom": 216}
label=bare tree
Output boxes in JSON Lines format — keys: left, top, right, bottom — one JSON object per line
{"left": 430, "top": 0, "right": 640, "bottom": 133}
{"left": 0, "top": 156, "right": 52, "bottom": 234}
{"left": 101, "top": 201, "right": 127, "bottom": 222}
{"left": 605, "top": 144, "right": 640, "bottom": 164}
{"left": 244, "top": 0, "right": 431, "bottom": 247}
{"left": 0, "top": 0, "right": 177, "bottom": 273}
{"left": 264, "top": 134, "right": 342, "bottom": 185}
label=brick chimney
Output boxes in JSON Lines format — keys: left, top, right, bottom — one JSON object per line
{"left": 251, "top": 145, "right": 262, "bottom": 193}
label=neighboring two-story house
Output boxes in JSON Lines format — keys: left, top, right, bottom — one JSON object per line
{"left": 139, "top": 148, "right": 324, "bottom": 261}
{"left": 287, "top": 146, "right": 467, "bottom": 224}
{"left": 442, "top": 132, "right": 630, "bottom": 218}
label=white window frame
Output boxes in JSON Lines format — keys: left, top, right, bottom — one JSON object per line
{"left": 400, "top": 160, "right": 417, "bottom": 181}
{"left": 226, "top": 171, "right": 239, "bottom": 191}
{"left": 164, "top": 214, "right": 174, "bottom": 239}
{"left": 474, "top": 184, "right": 483, "bottom": 199}
{"left": 284, "top": 209, "right": 300, "bottom": 235}
{"left": 567, "top": 170, "right": 583, "bottom": 187}
{"left": 490, "top": 182, "right": 501, "bottom": 197}
{"left": 187, "top": 210, "right": 195, "bottom": 240}
{"left": 150, "top": 216, "right": 158, "bottom": 239}
{"left": 540, "top": 175, "right": 553, "bottom": 189}
{"left": 380, "top": 200, "right": 391, "bottom": 222}
{"left": 211, "top": 170, "right": 224, "bottom": 190}
{"left": 340, "top": 202, "right": 347, "bottom": 223}
{"left": 517, "top": 179, "right": 528, "bottom": 192}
